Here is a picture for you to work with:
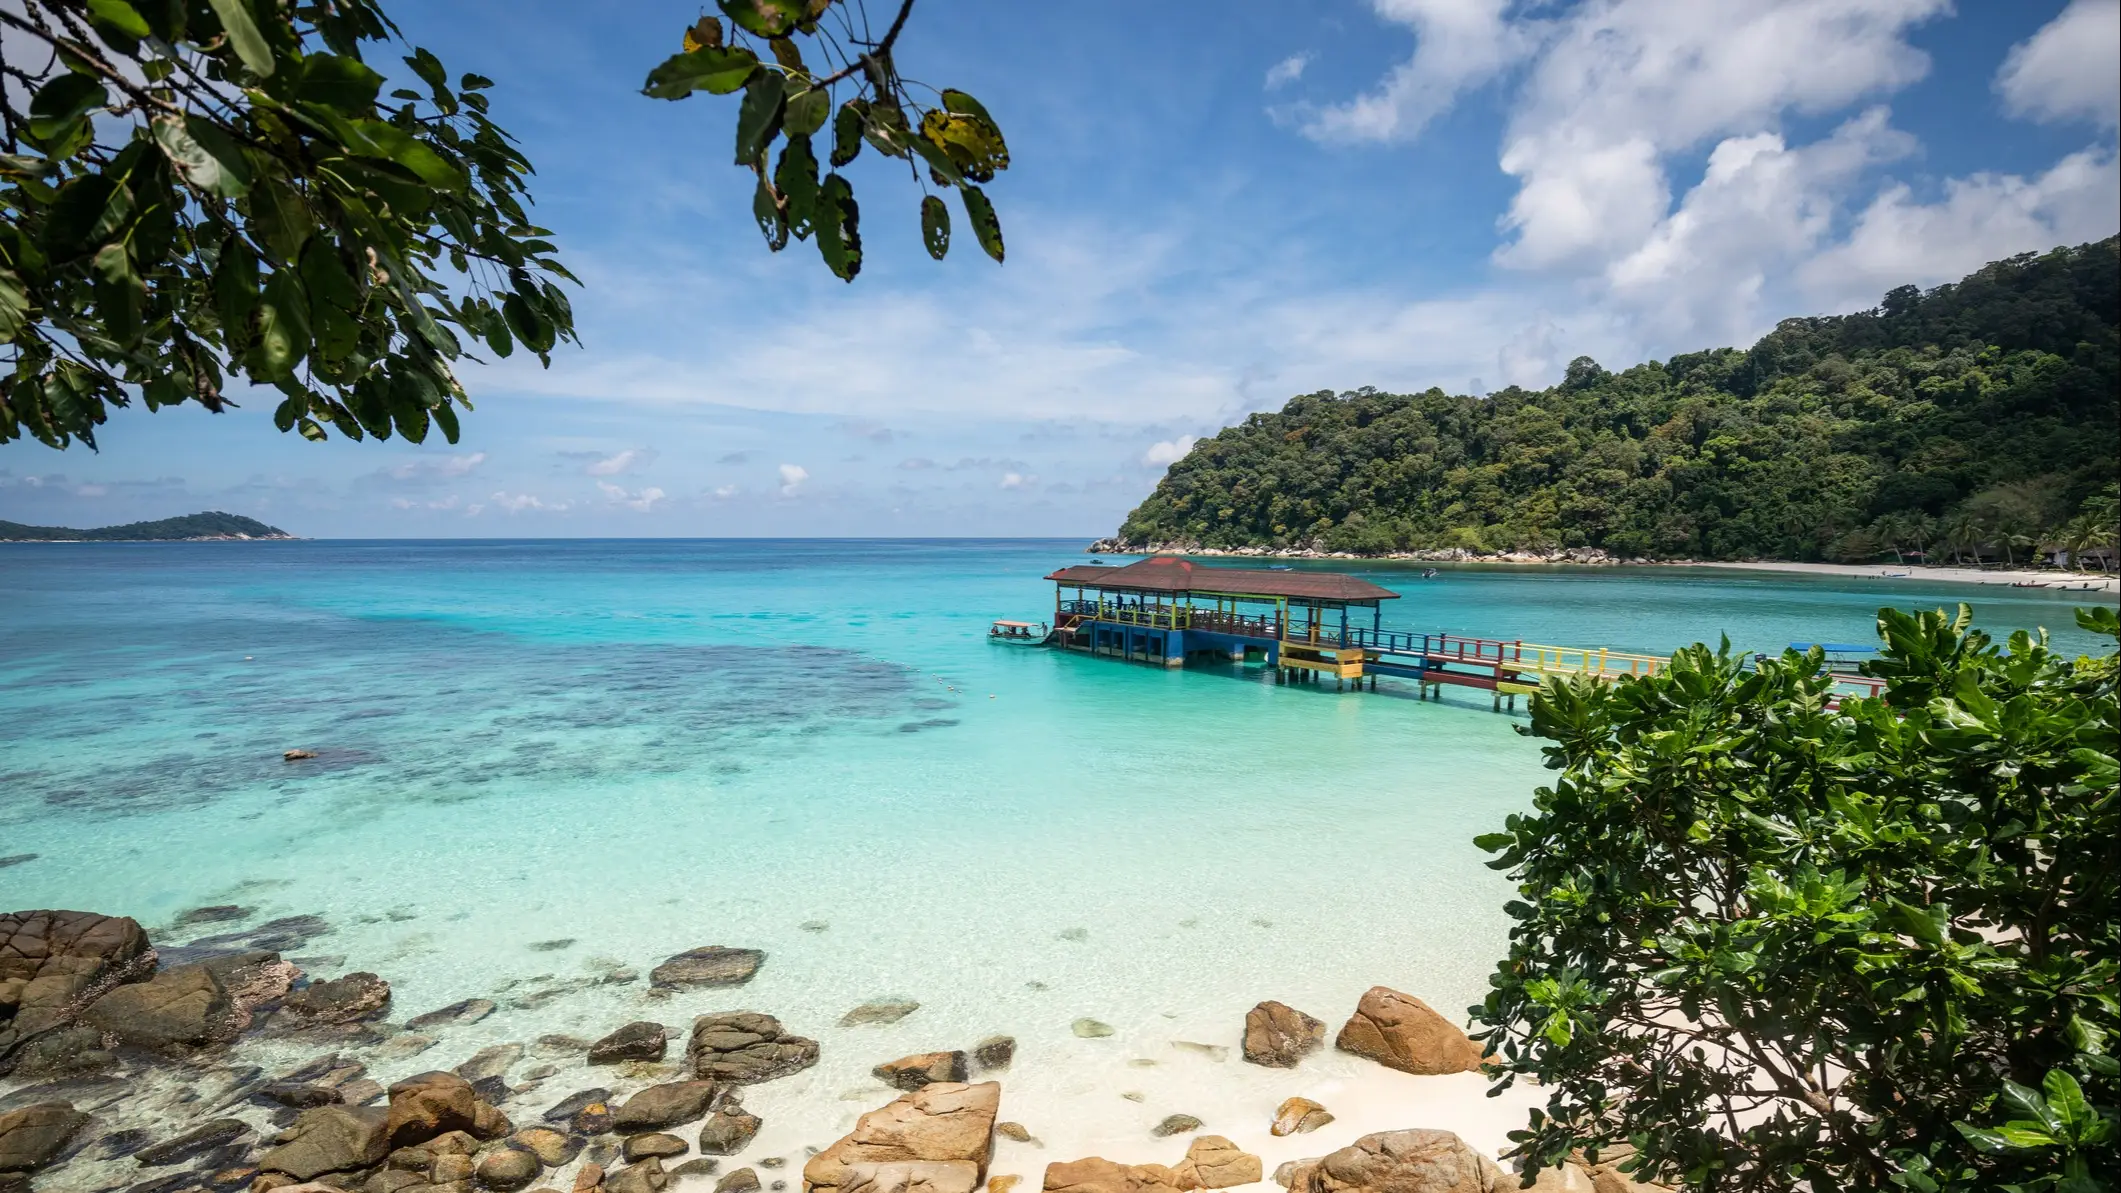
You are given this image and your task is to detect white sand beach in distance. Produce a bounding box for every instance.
[1671,560,2117,595]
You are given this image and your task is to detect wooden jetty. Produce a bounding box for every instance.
[1043,556,1669,710]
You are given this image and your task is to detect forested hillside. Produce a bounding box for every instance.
[0,512,292,541]
[1116,238,2119,563]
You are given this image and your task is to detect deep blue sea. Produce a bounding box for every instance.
[1,539,2107,1162]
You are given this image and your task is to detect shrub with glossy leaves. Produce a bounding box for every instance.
[1476,604,2119,1191]
[0,0,577,448]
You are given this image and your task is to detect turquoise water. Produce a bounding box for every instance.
[1,539,2107,1160]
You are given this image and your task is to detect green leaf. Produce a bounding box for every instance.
[212,235,260,343]
[1473,832,1515,852]
[783,88,831,137]
[774,136,820,241]
[734,72,787,165]
[206,0,275,77]
[296,53,385,114]
[0,267,30,344]
[404,47,449,94]
[340,120,467,191]
[830,99,866,168]
[85,0,152,50]
[940,89,998,125]
[813,172,860,282]
[920,194,949,260]
[642,46,760,100]
[2042,1069,2091,1132]
[152,118,248,199]
[182,117,253,196]
[247,269,311,380]
[41,175,124,260]
[28,75,109,145]
[502,290,554,355]
[717,0,806,38]
[1989,1126,2059,1148]
[959,183,1004,264]
[299,239,362,361]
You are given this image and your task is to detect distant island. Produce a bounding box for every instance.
[0,511,294,542]
[1109,238,2118,566]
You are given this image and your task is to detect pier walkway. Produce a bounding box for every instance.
[1042,557,1673,711]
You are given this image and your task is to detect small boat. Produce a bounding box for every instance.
[1265,564,1293,571]
[2010,580,2050,589]
[988,619,1048,644]
[1878,570,1910,578]
[1421,568,1439,579]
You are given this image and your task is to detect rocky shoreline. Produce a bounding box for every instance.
[1084,542,1640,566]
[2,909,1658,1193]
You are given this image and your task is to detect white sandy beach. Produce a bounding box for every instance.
[1673,559,2118,595]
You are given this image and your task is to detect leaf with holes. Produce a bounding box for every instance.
[752,177,788,252]
[734,72,787,165]
[959,184,1003,264]
[814,173,860,282]
[831,99,866,167]
[920,195,949,261]
[718,0,807,38]
[775,136,820,241]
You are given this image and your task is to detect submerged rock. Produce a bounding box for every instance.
[1168,1042,1228,1063]
[282,971,392,1025]
[1150,1115,1201,1138]
[626,1132,691,1161]
[995,1123,1033,1144]
[456,1042,525,1082]
[134,1118,251,1166]
[650,946,764,990]
[1243,1001,1326,1068]
[0,1102,90,1173]
[1334,988,1485,1076]
[1172,1137,1262,1190]
[1071,1020,1114,1039]
[1271,1098,1333,1137]
[687,1012,819,1085]
[874,1051,967,1091]
[972,1036,1016,1073]
[841,1000,922,1027]
[589,1021,669,1064]
[541,1088,610,1124]
[173,905,253,929]
[407,998,497,1031]
[1280,1129,1503,1193]
[7,1024,116,1079]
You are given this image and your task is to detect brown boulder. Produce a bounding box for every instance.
[386,1071,480,1147]
[79,962,235,1048]
[698,1107,763,1155]
[803,1082,1000,1193]
[1283,1130,1503,1193]
[608,1157,672,1193]
[283,972,392,1025]
[840,1161,983,1193]
[613,1081,723,1133]
[1171,1138,1261,1191]
[1243,1002,1326,1068]
[0,1103,89,1172]
[1042,1158,1182,1193]
[874,1051,969,1091]
[1333,988,1484,1076]
[688,1012,819,1084]
[0,910,153,1060]
[255,1105,391,1180]
[476,1144,544,1190]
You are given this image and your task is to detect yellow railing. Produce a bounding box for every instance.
[1510,643,1666,680]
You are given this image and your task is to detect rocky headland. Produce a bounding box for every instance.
[1,908,1663,1193]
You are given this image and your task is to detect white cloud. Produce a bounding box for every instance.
[1495,0,1946,270]
[999,472,1032,490]
[1801,148,2121,309]
[1996,0,2120,129]
[777,463,809,496]
[1265,52,1313,90]
[596,481,667,511]
[373,451,487,485]
[389,495,462,511]
[489,491,569,513]
[583,448,655,476]
[1142,436,1198,467]
[1304,0,1535,143]
[712,484,739,499]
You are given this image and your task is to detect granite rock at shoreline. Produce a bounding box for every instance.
[687,1012,819,1084]
[803,1081,1001,1193]
[1282,1129,1504,1193]
[1243,1001,1326,1068]
[651,946,765,989]
[0,910,153,1061]
[1335,988,1486,1076]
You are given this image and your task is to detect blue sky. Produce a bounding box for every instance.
[3,0,2116,537]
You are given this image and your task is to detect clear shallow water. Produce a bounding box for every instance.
[1,539,2108,1165]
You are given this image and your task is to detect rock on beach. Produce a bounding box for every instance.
[1282,1129,1503,1193]
[803,1081,1001,1193]
[688,1011,819,1084]
[1334,987,1486,1075]
[651,946,765,989]
[1243,1001,1326,1067]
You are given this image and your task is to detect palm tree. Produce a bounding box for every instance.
[2061,512,2117,572]
[1942,511,1983,566]
[1903,512,1937,563]
[1873,513,1910,563]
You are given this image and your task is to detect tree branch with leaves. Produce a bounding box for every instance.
[640,0,1010,281]
[0,0,579,449]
